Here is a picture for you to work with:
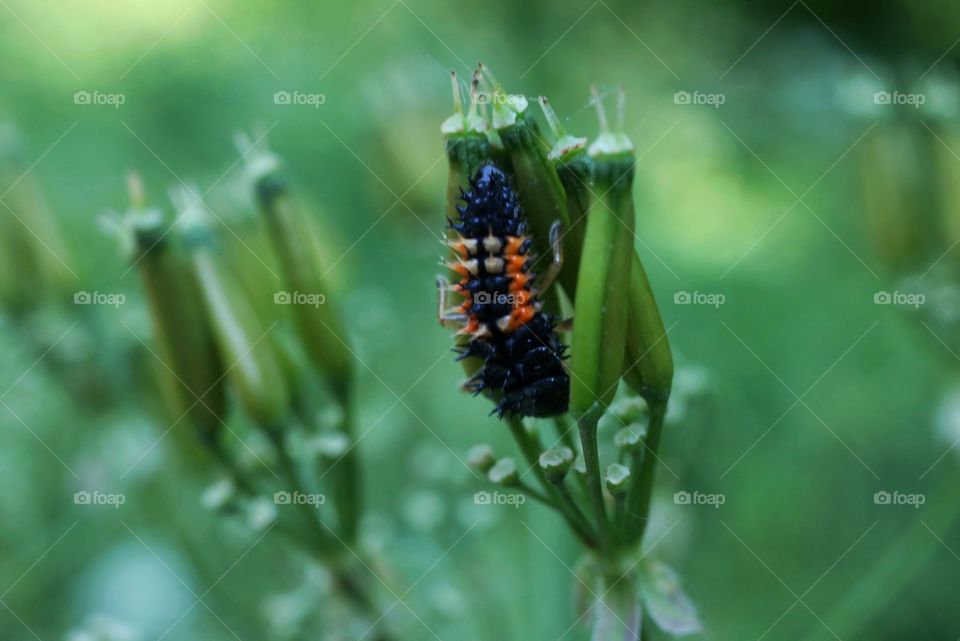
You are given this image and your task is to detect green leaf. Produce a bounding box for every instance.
[638,560,703,637]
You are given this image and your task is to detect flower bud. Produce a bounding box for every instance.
[201,478,236,512]
[467,444,496,472]
[538,446,575,481]
[607,395,649,427]
[573,456,587,476]
[237,135,353,402]
[312,432,351,460]
[622,252,674,402]
[604,463,631,495]
[569,89,635,414]
[540,96,589,298]
[0,123,75,311]
[116,174,227,445]
[613,426,645,453]
[487,457,519,486]
[172,185,291,430]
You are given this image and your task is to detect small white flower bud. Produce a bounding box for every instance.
[605,463,631,495]
[487,458,518,486]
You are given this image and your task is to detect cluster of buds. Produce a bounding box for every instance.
[103,137,390,638]
[445,66,697,640]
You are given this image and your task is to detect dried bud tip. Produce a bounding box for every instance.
[588,87,634,157]
[312,432,351,459]
[487,457,519,486]
[614,426,645,452]
[441,71,467,135]
[539,96,587,161]
[605,463,631,494]
[539,446,575,481]
[467,444,496,472]
[608,395,649,426]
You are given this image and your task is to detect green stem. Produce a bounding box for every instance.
[552,477,595,541]
[211,426,392,639]
[508,417,597,548]
[265,428,336,552]
[577,405,612,553]
[516,480,554,506]
[625,398,667,544]
[613,494,628,546]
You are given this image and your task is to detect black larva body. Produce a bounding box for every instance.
[448,164,569,418]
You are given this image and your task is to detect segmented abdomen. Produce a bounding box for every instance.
[445,164,569,418]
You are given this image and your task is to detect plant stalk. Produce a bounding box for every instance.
[625,397,667,544]
[507,417,597,548]
[577,404,612,553]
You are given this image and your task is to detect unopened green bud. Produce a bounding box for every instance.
[540,96,589,296]
[539,446,575,481]
[173,185,290,430]
[235,135,352,402]
[605,463,631,494]
[622,252,674,402]
[609,396,649,426]
[487,457,519,486]
[613,426,645,452]
[201,478,236,511]
[467,444,496,472]
[245,496,278,532]
[573,457,587,476]
[117,175,226,445]
[569,88,635,415]
[312,432,351,460]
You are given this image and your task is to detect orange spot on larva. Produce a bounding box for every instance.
[506,255,526,275]
[508,304,536,329]
[505,236,525,256]
[509,273,529,292]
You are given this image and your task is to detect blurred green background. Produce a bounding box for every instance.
[2,0,960,639]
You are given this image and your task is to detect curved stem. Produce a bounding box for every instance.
[552,477,596,541]
[625,398,667,544]
[577,404,612,553]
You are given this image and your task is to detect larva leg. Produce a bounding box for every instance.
[436,275,468,327]
[555,317,574,333]
[537,220,564,292]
